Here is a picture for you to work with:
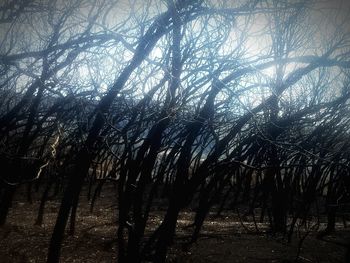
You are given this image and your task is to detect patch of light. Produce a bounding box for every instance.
[101,83,108,92]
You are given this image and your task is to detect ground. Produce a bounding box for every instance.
[0,184,348,262]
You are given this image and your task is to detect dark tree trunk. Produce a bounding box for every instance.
[325,205,337,233]
[0,185,16,226]
[153,202,181,263]
[47,149,92,263]
[26,182,33,204]
[35,180,52,226]
[271,189,288,233]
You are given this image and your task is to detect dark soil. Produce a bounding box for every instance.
[0,184,348,262]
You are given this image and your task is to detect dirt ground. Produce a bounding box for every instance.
[0,184,349,263]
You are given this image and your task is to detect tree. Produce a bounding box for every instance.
[1,0,350,262]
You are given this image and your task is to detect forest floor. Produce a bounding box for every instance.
[0,183,349,263]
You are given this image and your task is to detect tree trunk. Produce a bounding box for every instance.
[46,150,91,263]
[153,202,181,263]
[0,185,16,226]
